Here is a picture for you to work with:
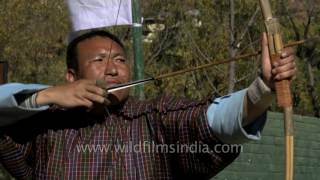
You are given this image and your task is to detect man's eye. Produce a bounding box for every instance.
[115,58,126,63]
[91,58,103,62]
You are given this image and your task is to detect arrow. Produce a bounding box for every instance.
[100,37,317,94]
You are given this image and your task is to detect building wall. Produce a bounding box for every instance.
[214,112,320,180]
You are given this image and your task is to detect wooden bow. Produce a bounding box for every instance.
[259,1,294,180]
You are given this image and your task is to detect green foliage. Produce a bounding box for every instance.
[0,0,68,85]
[140,0,320,117]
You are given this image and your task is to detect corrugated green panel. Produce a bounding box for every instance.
[214,112,320,180]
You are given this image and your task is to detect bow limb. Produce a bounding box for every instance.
[259,1,294,180]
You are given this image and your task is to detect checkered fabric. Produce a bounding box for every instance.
[0,96,239,179]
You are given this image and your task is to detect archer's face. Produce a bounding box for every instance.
[75,36,130,104]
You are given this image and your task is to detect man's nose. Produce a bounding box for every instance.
[104,59,118,76]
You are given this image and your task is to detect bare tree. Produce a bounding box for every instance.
[284,0,320,117]
[228,0,236,93]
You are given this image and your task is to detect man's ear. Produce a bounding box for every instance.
[66,69,77,82]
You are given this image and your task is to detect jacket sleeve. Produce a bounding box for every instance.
[207,89,267,144]
[207,77,271,144]
[0,83,50,127]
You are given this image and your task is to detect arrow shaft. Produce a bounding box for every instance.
[105,37,317,93]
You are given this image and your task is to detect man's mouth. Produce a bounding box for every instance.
[96,79,121,90]
[106,83,117,88]
[105,80,121,88]
[106,77,155,93]
[97,78,154,93]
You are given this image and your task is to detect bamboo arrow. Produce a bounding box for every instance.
[105,37,317,93]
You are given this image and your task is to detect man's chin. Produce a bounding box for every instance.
[88,93,128,116]
[107,91,129,106]
[107,93,121,105]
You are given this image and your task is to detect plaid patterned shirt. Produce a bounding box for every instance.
[0,95,239,180]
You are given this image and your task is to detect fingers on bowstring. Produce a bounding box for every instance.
[86,85,105,97]
[83,92,105,104]
[79,98,94,108]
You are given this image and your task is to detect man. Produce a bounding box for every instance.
[0,30,296,179]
